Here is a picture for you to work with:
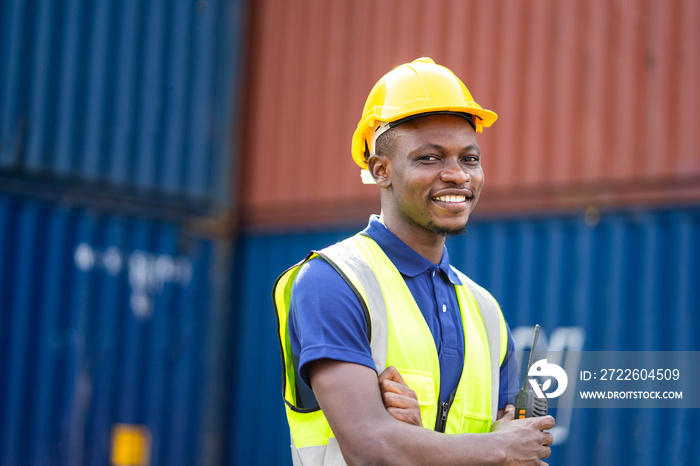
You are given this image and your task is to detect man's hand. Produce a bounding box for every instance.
[490,404,555,465]
[378,366,422,427]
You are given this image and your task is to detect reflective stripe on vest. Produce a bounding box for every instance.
[273,234,508,465]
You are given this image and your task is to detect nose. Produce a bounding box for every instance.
[440,159,469,184]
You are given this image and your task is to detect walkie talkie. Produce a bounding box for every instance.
[514,324,548,419]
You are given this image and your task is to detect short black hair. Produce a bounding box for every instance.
[374,127,399,157]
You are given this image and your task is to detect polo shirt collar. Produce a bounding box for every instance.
[362,215,462,285]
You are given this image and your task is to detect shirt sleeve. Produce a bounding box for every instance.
[289,257,377,390]
[498,324,520,410]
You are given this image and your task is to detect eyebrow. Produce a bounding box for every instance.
[413,143,481,153]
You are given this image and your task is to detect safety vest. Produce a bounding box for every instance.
[273,233,508,465]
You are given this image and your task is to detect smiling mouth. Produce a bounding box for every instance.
[433,194,467,203]
[431,194,472,214]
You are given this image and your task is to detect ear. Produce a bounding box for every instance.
[367,154,392,188]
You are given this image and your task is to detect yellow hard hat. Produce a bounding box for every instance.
[351,57,498,171]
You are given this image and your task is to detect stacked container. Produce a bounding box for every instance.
[229,1,700,465]
[0,0,246,465]
[4,0,699,465]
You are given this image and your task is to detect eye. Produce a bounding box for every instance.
[461,155,480,164]
[417,154,440,162]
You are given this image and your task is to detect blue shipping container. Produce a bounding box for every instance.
[0,194,227,466]
[228,207,700,465]
[0,0,246,212]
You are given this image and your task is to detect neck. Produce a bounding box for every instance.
[378,212,446,264]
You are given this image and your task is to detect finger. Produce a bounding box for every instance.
[500,404,515,421]
[379,370,416,399]
[535,414,556,430]
[542,431,554,446]
[378,366,406,385]
[382,391,419,410]
[379,377,402,393]
[540,444,552,459]
[386,407,422,427]
[380,379,417,400]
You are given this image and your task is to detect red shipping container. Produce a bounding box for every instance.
[237,0,700,229]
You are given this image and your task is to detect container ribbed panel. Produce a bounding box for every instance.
[239,0,700,228]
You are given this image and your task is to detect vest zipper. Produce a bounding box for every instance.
[435,389,457,433]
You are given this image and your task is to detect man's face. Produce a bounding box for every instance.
[379,114,484,237]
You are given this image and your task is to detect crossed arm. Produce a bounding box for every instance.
[309,359,555,465]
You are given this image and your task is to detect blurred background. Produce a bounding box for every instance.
[1,0,699,465]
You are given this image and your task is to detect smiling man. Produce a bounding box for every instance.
[274,58,554,465]
[371,113,483,261]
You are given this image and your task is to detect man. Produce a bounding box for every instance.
[273,58,554,465]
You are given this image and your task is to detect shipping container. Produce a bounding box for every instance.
[0,0,246,214]
[238,0,700,228]
[227,206,700,465]
[0,194,230,466]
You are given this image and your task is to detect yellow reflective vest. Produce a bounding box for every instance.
[273,233,509,465]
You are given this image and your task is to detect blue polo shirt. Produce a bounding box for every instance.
[289,215,518,407]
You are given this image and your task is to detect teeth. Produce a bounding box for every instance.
[435,195,466,203]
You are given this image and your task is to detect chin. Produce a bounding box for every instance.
[427,220,468,237]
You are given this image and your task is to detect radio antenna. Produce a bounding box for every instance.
[522,324,541,390]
